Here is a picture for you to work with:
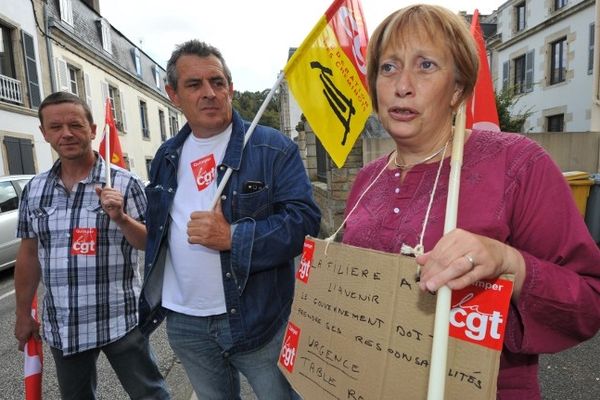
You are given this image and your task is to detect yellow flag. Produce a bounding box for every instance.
[284,0,371,167]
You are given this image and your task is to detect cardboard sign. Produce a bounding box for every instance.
[279,237,513,400]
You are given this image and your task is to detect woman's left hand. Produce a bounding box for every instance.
[416,228,525,298]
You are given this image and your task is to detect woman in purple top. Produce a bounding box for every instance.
[342,5,600,399]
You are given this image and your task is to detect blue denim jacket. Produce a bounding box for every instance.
[139,110,320,353]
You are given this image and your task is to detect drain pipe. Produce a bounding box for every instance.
[43,1,56,92]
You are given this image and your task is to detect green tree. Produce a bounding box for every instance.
[232,89,280,130]
[495,87,533,133]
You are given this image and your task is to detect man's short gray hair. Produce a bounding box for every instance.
[166,40,232,90]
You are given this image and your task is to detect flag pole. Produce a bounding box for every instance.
[24,291,43,400]
[427,102,467,400]
[210,72,285,208]
[103,98,113,189]
[103,121,112,188]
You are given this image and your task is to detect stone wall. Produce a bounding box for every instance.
[303,123,363,238]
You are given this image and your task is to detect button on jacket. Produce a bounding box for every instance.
[139,110,320,354]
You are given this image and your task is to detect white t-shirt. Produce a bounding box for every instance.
[162,125,232,316]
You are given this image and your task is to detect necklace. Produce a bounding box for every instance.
[393,143,447,170]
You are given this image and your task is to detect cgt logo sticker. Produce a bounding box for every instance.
[71,228,97,255]
[191,154,216,191]
[296,239,315,283]
[449,278,513,351]
[279,322,301,373]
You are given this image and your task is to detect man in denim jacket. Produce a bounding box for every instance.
[139,40,320,399]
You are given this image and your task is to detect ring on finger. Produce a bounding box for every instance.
[464,254,475,270]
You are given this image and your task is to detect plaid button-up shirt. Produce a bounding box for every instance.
[17,154,147,355]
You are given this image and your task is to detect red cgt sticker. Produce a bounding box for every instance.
[296,239,315,283]
[449,278,514,351]
[71,228,97,255]
[279,322,301,373]
[191,154,216,191]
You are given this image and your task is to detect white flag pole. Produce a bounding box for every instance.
[210,72,285,208]
[103,118,112,188]
[427,102,467,400]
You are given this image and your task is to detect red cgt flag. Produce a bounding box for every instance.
[24,294,42,400]
[99,98,126,168]
[466,9,500,131]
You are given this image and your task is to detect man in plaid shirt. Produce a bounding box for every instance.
[13,92,170,399]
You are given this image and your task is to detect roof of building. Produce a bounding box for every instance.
[46,0,168,97]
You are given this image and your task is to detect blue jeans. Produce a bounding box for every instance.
[166,311,297,400]
[50,328,170,400]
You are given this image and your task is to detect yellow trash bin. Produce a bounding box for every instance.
[563,171,594,217]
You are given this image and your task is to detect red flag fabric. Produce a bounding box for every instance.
[24,294,42,400]
[466,9,500,131]
[99,98,126,168]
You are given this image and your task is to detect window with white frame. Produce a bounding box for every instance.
[159,109,166,142]
[550,37,567,85]
[514,55,526,94]
[59,0,74,26]
[169,110,179,137]
[1,22,41,107]
[99,19,111,54]
[153,65,161,88]
[133,48,141,76]
[123,154,130,170]
[145,158,152,178]
[0,23,16,79]
[547,114,564,132]
[554,0,567,11]
[502,50,534,94]
[68,65,79,95]
[101,82,126,132]
[140,100,149,139]
[589,23,594,75]
[56,59,83,97]
[515,2,526,32]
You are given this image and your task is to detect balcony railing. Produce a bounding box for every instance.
[0,74,23,104]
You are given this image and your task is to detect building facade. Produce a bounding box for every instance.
[43,0,181,180]
[0,0,183,179]
[0,0,53,175]
[486,0,596,133]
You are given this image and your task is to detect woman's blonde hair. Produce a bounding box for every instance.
[366,4,479,112]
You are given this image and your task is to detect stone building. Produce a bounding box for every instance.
[0,0,183,179]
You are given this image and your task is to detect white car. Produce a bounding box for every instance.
[0,175,33,271]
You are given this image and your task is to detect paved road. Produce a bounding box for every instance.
[539,332,600,399]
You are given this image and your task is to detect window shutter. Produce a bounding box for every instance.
[56,58,69,91]
[21,31,41,108]
[502,61,509,91]
[525,49,534,92]
[589,23,595,75]
[3,136,35,175]
[84,72,92,108]
[100,81,109,103]
[119,89,127,131]
[100,19,112,53]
